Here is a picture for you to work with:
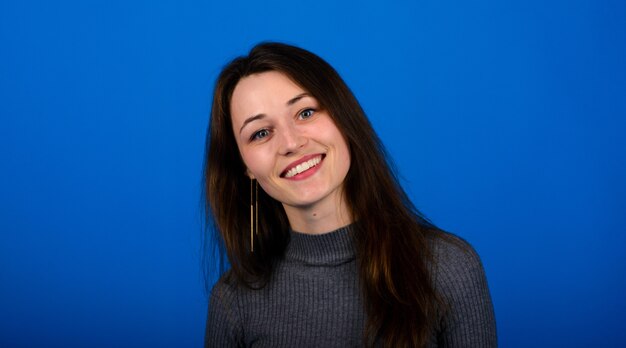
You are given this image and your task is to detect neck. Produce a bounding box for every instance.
[282,195,352,234]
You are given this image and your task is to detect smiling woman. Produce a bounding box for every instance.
[202,42,497,347]
[231,71,351,234]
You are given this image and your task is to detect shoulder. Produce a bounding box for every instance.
[429,232,486,290]
[205,272,244,346]
[428,232,491,312]
[210,272,239,303]
[208,271,244,324]
[428,232,498,347]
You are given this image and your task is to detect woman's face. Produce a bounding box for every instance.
[230,71,351,215]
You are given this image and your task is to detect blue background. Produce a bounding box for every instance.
[1,0,625,347]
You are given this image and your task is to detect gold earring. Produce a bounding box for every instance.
[250,179,258,252]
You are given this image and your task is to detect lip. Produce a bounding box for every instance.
[280,153,325,179]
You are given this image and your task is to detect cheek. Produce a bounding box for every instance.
[326,125,351,164]
[240,151,257,175]
[339,142,351,170]
[336,137,352,175]
[240,147,272,179]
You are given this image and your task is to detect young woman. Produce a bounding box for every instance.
[203,42,496,347]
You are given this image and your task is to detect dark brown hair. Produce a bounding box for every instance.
[203,42,444,347]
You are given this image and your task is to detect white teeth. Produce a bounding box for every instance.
[285,156,322,178]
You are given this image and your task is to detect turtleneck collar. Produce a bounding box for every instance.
[285,224,356,266]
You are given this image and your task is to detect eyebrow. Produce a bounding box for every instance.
[239,114,266,134]
[286,93,310,106]
[238,93,312,134]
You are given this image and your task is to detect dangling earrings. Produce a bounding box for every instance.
[250,179,258,252]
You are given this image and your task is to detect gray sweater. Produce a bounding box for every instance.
[205,226,497,347]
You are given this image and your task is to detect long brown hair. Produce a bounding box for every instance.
[203,42,443,347]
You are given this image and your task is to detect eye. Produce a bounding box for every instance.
[251,129,270,141]
[298,108,316,120]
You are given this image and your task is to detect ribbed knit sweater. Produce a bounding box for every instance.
[205,226,497,347]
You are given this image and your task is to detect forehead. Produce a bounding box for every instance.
[230,71,306,121]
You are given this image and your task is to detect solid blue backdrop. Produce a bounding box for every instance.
[1,0,624,347]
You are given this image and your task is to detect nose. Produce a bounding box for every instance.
[277,123,306,156]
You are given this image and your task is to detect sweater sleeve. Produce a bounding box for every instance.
[432,235,497,348]
[204,278,244,348]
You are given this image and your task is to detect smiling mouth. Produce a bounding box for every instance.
[282,155,324,178]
